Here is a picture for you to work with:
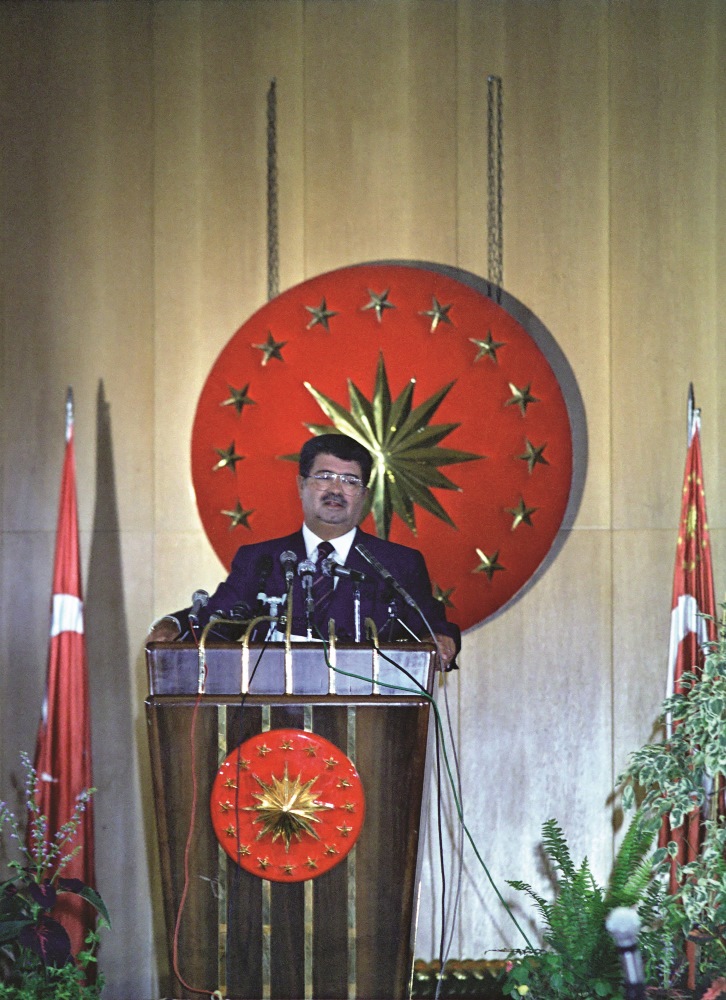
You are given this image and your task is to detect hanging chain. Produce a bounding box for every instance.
[487,75,503,301]
[267,78,280,301]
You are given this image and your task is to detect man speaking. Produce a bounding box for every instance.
[149,434,459,668]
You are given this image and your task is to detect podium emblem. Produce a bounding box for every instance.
[210,728,365,882]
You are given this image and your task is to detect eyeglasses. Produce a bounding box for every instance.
[305,472,366,493]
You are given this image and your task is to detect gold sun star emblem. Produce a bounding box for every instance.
[245,763,334,852]
[304,352,482,538]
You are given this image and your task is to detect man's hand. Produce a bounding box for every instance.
[147,616,182,642]
[434,633,457,670]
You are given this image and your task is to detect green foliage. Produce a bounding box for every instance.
[619,610,726,988]
[501,814,660,1000]
[0,755,109,999]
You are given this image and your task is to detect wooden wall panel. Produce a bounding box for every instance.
[302,0,458,274]
[1,2,725,995]
[610,0,723,531]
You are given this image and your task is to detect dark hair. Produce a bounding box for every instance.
[299,433,373,485]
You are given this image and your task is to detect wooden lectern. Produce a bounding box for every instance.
[146,640,436,1000]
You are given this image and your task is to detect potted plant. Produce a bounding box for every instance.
[0,754,110,999]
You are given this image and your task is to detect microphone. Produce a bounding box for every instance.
[354,543,417,608]
[188,589,209,626]
[322,557,366,583]
[298,559,316,583]
[280,550,298,587]
[605,908,645,1000]
[298,560,316,620]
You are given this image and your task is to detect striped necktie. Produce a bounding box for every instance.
[312,540,336,628]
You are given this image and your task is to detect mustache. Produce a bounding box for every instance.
[321,491,346,505]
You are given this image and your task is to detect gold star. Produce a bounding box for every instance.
[221,500,255,530]
[219,801,233,813]
[237,757,250,770]
[245,763,334,851]
[470,331,505,362]
[257,744,272,757]
[337,823,353,837]
[280,863,297,875]
[221,383,256,415]
[362,289,396,322]
[518,440,549,474]
[421,296,453,332]
[506,382,539,416]
[433,583,455,608]
[473,549,505,580]
[305,298,338,331]
[253,331,286,365]
[337,777,352,789]
[213,443,244,473]
[324,757,338,770]
[304,857,319,870]
[224,825,236,838]
[507,497,538,530]
[280,739,294,751]
[324,844,339,856]
[257,857,271,870]
[237,844,251,857]
[224,777,238,789]
[303,746,318,757]
[342,802,356,813]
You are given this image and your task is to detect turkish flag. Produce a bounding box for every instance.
[660,404,717,986]
[33,391,96,958]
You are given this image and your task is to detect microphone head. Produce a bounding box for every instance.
[321,556,337,578]
[298,559,316,577]
[280,549,298,567]
[605,907,641,948]
[191,589,209,608]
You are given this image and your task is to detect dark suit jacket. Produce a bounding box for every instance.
[192,526,460,651]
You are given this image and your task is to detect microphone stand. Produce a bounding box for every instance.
[353,581,362,642]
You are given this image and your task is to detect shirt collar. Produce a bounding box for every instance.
[302,524,357,564]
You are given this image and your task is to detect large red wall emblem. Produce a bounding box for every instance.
[192,262,581,632]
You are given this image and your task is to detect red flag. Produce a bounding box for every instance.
[33,389,96,957]
[660,400,717,985]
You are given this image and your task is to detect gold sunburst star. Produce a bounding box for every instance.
[306,298,338,331]
[213,443,244,473]
[221,383,256,415]
[253,331,286,365]
[470,331,505,363]
[421,296,453,332]
[473,549,505,580]
[506,382,539,416]
[221,500,255,530]
[433,584,455,608]
[507,497,538,530]
[518,440,549,474]
[245,763,334,852]
[362,288,396,322]
[304,352,482,538]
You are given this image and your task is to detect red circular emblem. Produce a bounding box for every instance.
[191,262,578,631]
[210,728,365,882]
